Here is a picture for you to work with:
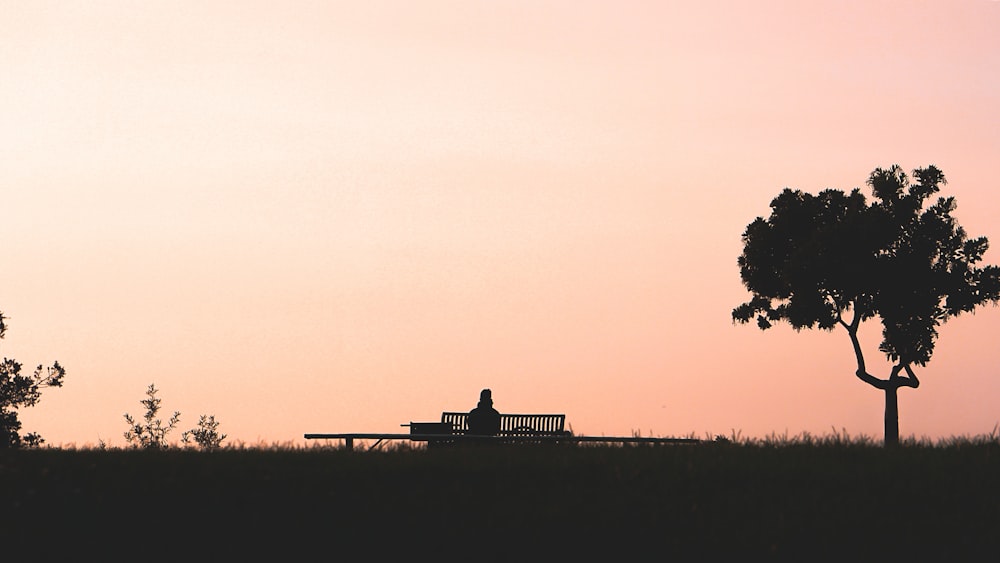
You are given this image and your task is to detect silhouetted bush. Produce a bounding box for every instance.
[124,383,180,449]
[182,414,227,450]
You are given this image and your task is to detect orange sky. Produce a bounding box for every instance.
[3,1,1000,447]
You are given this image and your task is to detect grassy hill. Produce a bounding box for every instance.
[2,438,998,561]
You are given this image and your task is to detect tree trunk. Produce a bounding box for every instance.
[884,385,899,446]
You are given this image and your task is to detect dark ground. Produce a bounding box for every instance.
[2,443,998,561]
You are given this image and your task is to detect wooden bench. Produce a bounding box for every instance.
[440,412,569,437]
[404,412,570,446]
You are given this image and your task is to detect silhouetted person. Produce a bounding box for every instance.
[467,388,501,437]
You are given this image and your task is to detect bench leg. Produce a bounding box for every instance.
[345,437,353,451]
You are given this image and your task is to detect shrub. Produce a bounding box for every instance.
[123,384,180,449]
[182,415,227,450]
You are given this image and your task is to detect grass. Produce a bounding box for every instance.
[2,432,999,561]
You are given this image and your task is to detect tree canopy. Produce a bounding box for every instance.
[734,165,1000,366]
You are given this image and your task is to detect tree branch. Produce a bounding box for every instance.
[844,323,888,389]
[897,363,920,389]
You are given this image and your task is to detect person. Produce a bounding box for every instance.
[467,388,501,437]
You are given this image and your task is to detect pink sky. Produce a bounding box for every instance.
[3,1,999,447]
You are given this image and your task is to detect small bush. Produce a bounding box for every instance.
[123,383,180,449]
[182,415,227,450]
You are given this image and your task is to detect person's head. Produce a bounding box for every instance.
[479,388,492,407]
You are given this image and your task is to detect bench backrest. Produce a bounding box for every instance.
[441,412,567,436]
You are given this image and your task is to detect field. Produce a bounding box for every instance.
[2,436,999,561]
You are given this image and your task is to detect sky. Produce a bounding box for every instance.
[2,1,1000,447]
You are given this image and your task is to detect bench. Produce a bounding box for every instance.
[441,412,569,437]
[406,412,570,446]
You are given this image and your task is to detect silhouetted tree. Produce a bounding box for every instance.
[734,165,1000,445]
[0,311,66,448]
[124,383,180,449]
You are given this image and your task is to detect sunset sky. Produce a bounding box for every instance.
[3,1,999,447]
